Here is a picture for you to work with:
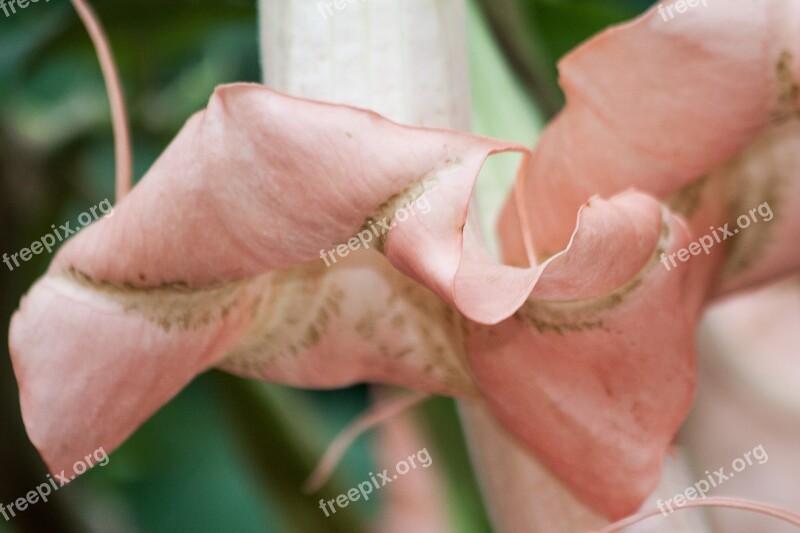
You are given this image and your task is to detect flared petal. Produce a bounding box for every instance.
[469,191,698,519]
[52,83,530,323]
[10,84,543,475]
[9,273,258,477]
[512,0,800,292]
[487,4,800,515]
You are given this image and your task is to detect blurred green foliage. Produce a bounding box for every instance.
[0,0,648,531]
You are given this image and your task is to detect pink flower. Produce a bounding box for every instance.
[8,0,800,524]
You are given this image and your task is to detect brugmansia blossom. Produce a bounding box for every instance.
[8,0,800,527]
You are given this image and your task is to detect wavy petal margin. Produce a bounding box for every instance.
[513,0,800,278]
[469,191,698,519]
[51,83,531,324]
[9,84,534,475]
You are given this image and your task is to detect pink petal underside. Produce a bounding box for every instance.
[514,0,800,273]
[217,252,477,397]
[469,191,698,520]
[11,253,478,478]
[9,274,257,477]
[11,84,540,474]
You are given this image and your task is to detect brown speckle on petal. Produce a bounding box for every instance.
[772,50,800,124]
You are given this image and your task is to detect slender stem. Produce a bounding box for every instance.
[70,0,132,201]
[304,392,430,493]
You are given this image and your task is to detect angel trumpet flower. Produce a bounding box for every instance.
[8,0,800,529]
